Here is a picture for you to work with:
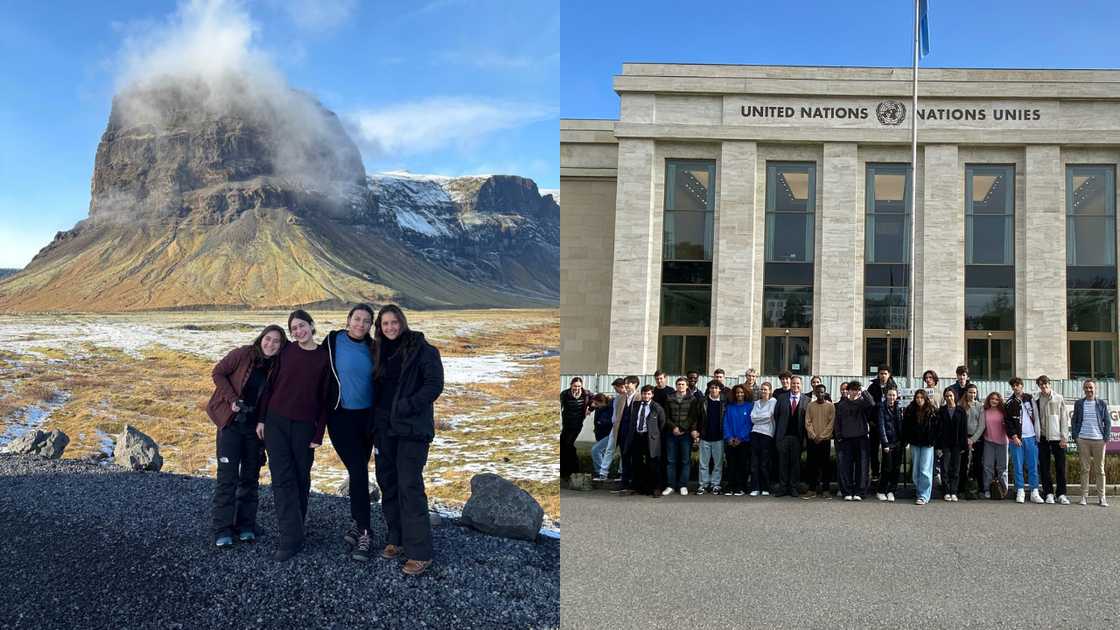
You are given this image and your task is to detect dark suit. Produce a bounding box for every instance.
[624,400,665,496]
[774,392,809,494]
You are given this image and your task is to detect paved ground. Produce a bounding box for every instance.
[560,488,1120,629]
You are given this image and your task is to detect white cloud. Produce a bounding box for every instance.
[348,97,557,158]
[278,0,357,34]
[435,50,559,70]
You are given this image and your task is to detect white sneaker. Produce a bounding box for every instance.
[1059,495,1070,505]
[662,487,674,496]
[680,487,689,496]
[1101,497,1110,507]
[844,495,854,501]
[1030,489,1044,504]
[1080,496,1088,506]
[852,495,862,501]
[836,490,844,498]
[950,494,959,502]
[1016,489,1025,504]
[1044,493,1055,504]
[761,491,770,496]
[983,491,991,499]
[887,492,895,502]
[749,490,760,497]
[916,498,926,506]
[943,494,952,502]
[876,493,888,502]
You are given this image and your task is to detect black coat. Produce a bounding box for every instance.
[774,392,809,441]
[376,331,444,442]
[938,404,968,450]
[623,400,665,455]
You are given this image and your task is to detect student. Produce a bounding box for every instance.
[744,368,761,400]
[1072,379,1110,507]
[773,376,809,497]
[981,392,1010,500]
[690,380,726,495]
[961,383,985,500]
[685,371,703,399]
[1032,375,1069,504]
[1005,377,1044,504]
[624,385,666,498]
[560,376,591,481]
[257,310,331,562]
[589,393,615,481]
[808,375,823,400]
[722,384,754,496]
[835,380,875,500]
[903,389,940,506]
[938,388,968,502]
[207,324,287,548]
[712,368,731,400]
[947,365,970,406]
[324,304,379,560]
[875,387,903,502]
[370,305,445,576]
[804,383,835,498]
[594,378,626,480]
[606,376,641,490]
[662,377,695,495]
[749,382,777,497]
[866,368,896,483]
[922,370,943,407]
[651,371,674,492]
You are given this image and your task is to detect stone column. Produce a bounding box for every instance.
[814,143,863,374]
[606,139,659,374]
[1020,145,1067,378]
[914,144,964,378]
[710,141,758,375]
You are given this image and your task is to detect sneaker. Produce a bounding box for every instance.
[836,490,844,498]
[696,486,706,496]
[852,495,862,501]
[1080,496,1088,506]
[916,498,926,506]
[381,544,401,560]
[876,493,888,502]
[844,495,854,501]
[238,530,256,543]
[662,487,674,496]
[1101,497,1110,507]
[215,535,234,549]
[761,491,770,497]
[887,492,895,502]
[1016,489,1025,504]
[272,547,299,562]
[983,491,991,500]
[1044,493,1055,504]
[1059,495,1070,505]
[712,486,722,495]
[734,490,745,496]
[749,490,760,497]
[680,487,689,496]
[951,495,959,502]
[344,520,361,547]
[1030,489,1044,504]
[943,494,952,502]
[591,475,606,482]
[351,530,372,562]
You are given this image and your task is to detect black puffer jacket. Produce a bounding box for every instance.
[375,331,444,442]
[662,393,695,433]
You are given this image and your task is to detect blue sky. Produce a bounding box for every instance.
[562,0,1120,119]
[0,0,558,268]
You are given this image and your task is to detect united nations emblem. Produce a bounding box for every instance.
[876,101,906,126]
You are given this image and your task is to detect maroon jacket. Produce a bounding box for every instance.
[259,343,332,444]
[207,345,274,428]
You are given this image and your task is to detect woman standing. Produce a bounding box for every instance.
[938,388,968,502]
[876,388,903,502]
[256,310,331,562]
[207,325,287,547]
[749,383,776,497]
[980,392,1010,500]
[325,304,377,561]
[722,385,753,496]
[372,304,445,575]
[903,389,940,505]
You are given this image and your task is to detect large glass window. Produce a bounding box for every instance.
[762,162,815,375]
[866,164,911,264]
[660,159,715,372]
[965,165,1015,379]
[1067,165,1117,377]
[966,165,1014,265]
[864,164,912,375]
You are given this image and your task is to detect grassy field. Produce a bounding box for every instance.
[0,309,559,521]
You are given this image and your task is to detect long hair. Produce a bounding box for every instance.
[373,304,412,379]
[983,391,1005,412]
[730,384,748,404]
[908,388,936,422]
[251,325,288,362]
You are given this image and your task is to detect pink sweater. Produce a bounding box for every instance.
[983,408,1009,445]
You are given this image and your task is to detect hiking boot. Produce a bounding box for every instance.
[381,544,401,560]
[344,520,361,547]
[402,559,432,576]
[351,530,372,562]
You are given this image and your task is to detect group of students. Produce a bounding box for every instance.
[205,304,444,575]
[560,364,1113,507]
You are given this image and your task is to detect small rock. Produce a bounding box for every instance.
[460,473,544,542]
[333,477,381,502]
[113,425,163,472]
[567,473,592,491]
[1,429,69,459]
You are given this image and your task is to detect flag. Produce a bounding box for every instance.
[919,0,931,57]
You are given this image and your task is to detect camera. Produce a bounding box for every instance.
[234,400,256,425]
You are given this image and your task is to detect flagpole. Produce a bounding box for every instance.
[908,0,919,384]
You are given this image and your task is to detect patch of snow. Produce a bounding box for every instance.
[0,391,71,446]
[394,208,447,237]
[442,354,527,384]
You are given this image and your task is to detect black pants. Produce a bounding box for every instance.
[374,431,433,561]
[776,435,801,493]
[725,441,750,492]
[805,439,831,492]
[868,417,881,478]
[751,434,773,493]
[941,445,963,494]
[264,415,315,552]
[559,426,581,479]
[967,441,984,492]
[1038,439,1068,497]
[879,444,903,494]
[327,408,375,531]
[837,437,869,496]
[211,424,264,537]
[626,434,656,496]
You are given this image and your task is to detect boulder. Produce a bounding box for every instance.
[460,473,544,542]
[567,473,593,491]
[113,425,163,472]
[1,429,69,459]
[333,477,381,503]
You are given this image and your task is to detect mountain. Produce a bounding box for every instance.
[0,78,558,312]
[0,269,18,280]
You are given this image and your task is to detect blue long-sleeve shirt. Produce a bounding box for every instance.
[724,401,754,442]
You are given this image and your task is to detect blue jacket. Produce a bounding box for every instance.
[878,401,902,446]
[723,401,754,442]
[1071,398,1110,441]
[593,405,614,441]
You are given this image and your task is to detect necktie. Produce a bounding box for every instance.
[639,402,648,432]
[791,397,797,415]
